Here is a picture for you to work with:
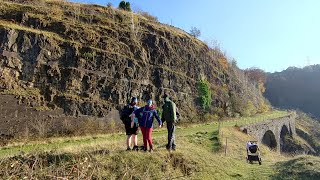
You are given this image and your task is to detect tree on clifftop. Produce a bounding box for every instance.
[119,1,131,11]
[190,27,201,38]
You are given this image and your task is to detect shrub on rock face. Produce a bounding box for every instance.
[198,77,212,111]
[137,11,158,22]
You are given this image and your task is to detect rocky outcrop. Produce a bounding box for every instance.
[0,0,266,123]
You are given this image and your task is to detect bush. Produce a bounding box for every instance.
[202,113,219,122]
[218,57,228,70]
[82,52,95,60]
[212,107,225,117]
[115,14,124,23]
[258,99,270,113]
[137,11,158,21]
[230,93,257,117]
[30,118,53,138]
[118,1,131,11]
[243,100,256,116]
[198,77,212,111]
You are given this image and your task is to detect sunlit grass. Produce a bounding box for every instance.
[0,110,290,158]
[0,110,318,179]
[0,20,64,41]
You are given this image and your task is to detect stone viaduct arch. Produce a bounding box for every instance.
[240,113,296,152]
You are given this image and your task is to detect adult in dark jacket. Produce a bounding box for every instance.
[120,97,140,151]
[135,99,162,152]
[162,94,180,151]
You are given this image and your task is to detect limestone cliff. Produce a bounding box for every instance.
[0,0,267,125]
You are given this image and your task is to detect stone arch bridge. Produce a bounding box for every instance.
[240,112,296,152]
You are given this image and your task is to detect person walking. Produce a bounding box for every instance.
[120,97,140,151]
[162,94,180,151]
[135,99,162,152]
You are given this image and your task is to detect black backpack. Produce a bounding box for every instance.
[249,145,258,153]
[120,105,134,123]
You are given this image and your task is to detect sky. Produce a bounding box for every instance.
[71,0,320,72]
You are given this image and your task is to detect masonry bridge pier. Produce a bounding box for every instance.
[240,112,296,152]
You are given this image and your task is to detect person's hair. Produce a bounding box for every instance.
[162,93,169,99]
[130,97,137,105]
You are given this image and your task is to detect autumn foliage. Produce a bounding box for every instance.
[218,58,228,70]
[245,68,267,93]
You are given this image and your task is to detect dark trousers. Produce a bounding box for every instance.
[167,123,176,149]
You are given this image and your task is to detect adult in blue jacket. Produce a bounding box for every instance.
[135,99,162,152]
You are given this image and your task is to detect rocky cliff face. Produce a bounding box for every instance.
[0,0,266,126]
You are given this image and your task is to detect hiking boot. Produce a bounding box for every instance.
[143,147,147,152]
[132,146,139,151]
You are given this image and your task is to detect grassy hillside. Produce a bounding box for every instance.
[295,112,320,155]
[272,156,320,180]
[2,110,320,179]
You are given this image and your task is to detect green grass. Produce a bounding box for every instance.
[0,20,65,41]
[1,110,310,179]
[0,107,312,179]
[0,110,290,158]
[271,156,320,180]
[0,87,41,98]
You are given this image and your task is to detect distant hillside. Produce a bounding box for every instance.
[0,0,268,136]
[265,65,320,118]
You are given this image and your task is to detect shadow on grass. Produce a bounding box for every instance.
[210,130,222,152]
[187,130,221,152]
[271,156,320,180]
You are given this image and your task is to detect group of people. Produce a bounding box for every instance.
[120,94,180,152]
